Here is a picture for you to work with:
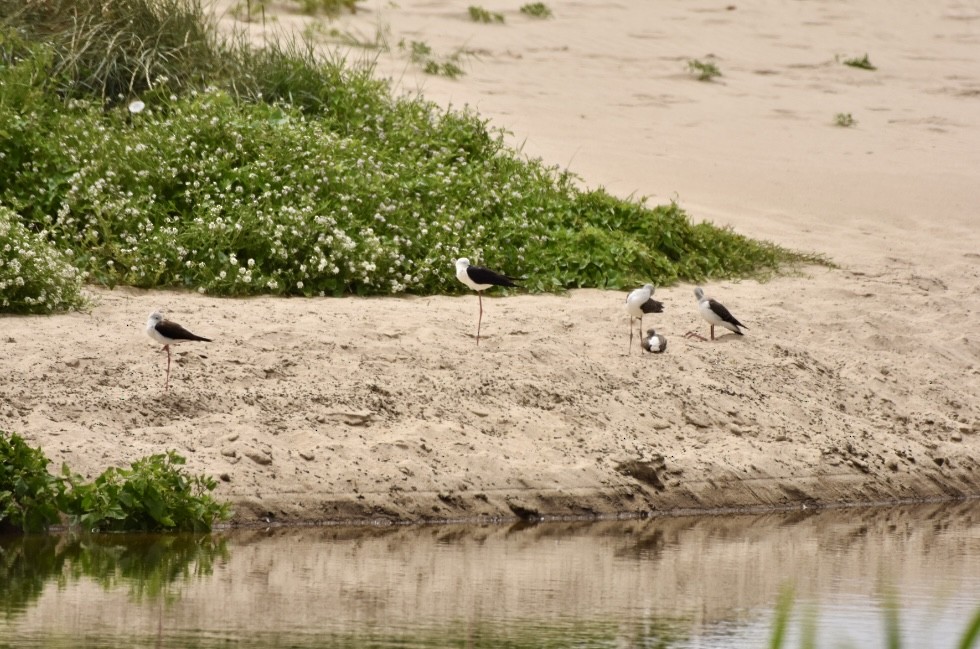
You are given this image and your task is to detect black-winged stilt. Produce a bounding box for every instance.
[625,284,664,354]
[146,311,211,390]
[641,328,667,353]
[685,286,747,341]
[454,258,520,345]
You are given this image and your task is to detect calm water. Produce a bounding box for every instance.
[2,501,979,648]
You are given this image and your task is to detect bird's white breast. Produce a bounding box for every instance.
[698,299,724,325]
[625,288,649,317]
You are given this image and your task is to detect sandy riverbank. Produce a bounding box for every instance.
[3,0,979,524]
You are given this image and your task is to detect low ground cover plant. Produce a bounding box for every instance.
[468,6,504,23]
[0,432,231,533]
[0,0,824,311]
[520,3,552,18]
[842,53,876,70]
[688,58,722,81]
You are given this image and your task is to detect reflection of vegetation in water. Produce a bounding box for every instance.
[0,533,228,618]
[142,618,687,649]
[0,535,67,620]
[62,534,229,602]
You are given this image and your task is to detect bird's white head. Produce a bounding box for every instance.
[694,287,705,301]
[147,311,164,326]
[643,284,655,293]
[455,258,470,271]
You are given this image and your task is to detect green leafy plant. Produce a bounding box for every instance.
[843,53,876,70]
[468,5,505,23]
[61,451,231,533]
[834,112,856,127]
[688,58,721,81]
[520,3,552,18]
[0,208,86,314]
[0,433,65,533]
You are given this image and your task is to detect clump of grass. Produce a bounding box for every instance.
[843,53,876,70]
[468,5,505,23]
[688,58,722,81]
[834,112,856,127]
[0,0,222,104]
[293,0,360,16]
[520,2,552,18]
[309,21,391,51]
[404,39,467,78]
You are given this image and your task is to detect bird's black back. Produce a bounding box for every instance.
[640,298,664,314]
[708,299,746,329]
[468,265,520,288]
[157,320,212,342]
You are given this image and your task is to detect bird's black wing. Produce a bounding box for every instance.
[708,299,746,329]
[157,319,212,342]
[467,265,520,288]
[640,298,664,314]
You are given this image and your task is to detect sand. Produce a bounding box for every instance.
[3,0,979,525]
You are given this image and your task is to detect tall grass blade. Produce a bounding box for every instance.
[769,586,794,649]
[881,589,902,649]
[959,608,980,649]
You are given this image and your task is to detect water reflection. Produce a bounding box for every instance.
[1,501,979,648]
[0,534,228,618]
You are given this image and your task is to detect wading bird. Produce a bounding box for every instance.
[454,258,520,345]
[685,286,747,341]
[146,311,212,390]
[625,284,664,354]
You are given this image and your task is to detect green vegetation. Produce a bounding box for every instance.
[468,5,505,23]
[309,21,391,51]
[843,54,876,71]
[0,0,824,315]
[520,3,553,18]
[232,0,359,20]
[294,0,360,16]
[0,432,231,533]
[834,112,856,127]
[0,433,64,533]
[0,207,86,314]
[404,39,467,78]
[62,451,231,533]
[688,58,722,81]
[768,588,980,649]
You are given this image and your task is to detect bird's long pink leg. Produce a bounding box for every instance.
[164,345,172,391]
[476,292,483,345]
[710,325,715,341]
